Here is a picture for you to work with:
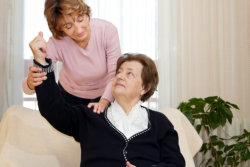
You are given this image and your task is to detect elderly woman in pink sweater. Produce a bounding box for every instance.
[22,0,121,113]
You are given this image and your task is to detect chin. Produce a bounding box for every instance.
[112,89,124,98]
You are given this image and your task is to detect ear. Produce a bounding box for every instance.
[86,16,90,25]
[86,16,90,21]
[140,85,150,96]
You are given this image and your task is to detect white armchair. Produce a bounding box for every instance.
[0,106,202,167]
[0,106,80,167]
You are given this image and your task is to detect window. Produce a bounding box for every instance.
[23,0,158,110]
[23,0,51,110]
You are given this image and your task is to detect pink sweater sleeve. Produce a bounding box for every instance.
[101,24,121,102]
[22,77,35,95]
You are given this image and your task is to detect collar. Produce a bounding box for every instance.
[107,100,148,139]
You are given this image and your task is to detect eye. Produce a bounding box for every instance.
[77,16,84,22]
[127,72,134,78]
[64,24,72,30]
[116,70,121,75]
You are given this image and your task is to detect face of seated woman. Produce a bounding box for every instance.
[111,61,147,113]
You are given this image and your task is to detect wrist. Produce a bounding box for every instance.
[27,82,34,90]
[34,57,48,66]
[100,98,110,106]
[33,58,53,73]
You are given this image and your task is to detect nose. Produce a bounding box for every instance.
[116,72,124,80]
[74,23,81,34]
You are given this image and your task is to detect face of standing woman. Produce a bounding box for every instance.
[60,13,90,48]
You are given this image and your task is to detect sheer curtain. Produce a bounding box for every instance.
[158,0,250,166]
[0,0,8,118]
[0,0,24,118]
[85,0,156,58]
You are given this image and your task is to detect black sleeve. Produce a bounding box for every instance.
[34,58,83,141]
[153,114,185,167]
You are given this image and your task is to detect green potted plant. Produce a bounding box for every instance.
[177,96,250,167]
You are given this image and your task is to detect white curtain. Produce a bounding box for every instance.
[85,0,156,59]
[158,0,250,166]
[0,0,24,118]
[0,0,8,118]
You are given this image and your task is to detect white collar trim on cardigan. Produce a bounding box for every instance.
[107,100,148,139]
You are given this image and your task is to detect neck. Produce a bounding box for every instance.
[78,36,90,49]
[77,29,90,49]
[115,97,140,115]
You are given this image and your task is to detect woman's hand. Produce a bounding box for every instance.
[29,31,47,65]
[126,161,136,167]
[27,66,47,90]
[88,98,110,114]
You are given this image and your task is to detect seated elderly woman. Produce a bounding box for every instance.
[34,53,185,167]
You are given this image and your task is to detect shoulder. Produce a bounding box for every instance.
[90,18,116,28]
[47,36,71,46]
[80,105,107,120]
[145,107,174,128]
[90,18,118,33]
[147,108,167,120]
[47,36,74,55]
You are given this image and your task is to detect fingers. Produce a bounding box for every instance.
[30,33,47,52]
[30,36,47,54]
[27,66,47,89]
[39,31,43,37]
[126,161,136,167]
[87,103,105,114]
[88,99,110,114]
[29,32,47,64]
[29,66,42,73]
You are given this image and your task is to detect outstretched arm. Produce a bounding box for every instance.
[22,32,48,94]
[34,58,83,141]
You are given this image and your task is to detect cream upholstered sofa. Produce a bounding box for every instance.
[0,106,202,167]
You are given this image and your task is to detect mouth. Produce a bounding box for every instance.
[77,32,85,37]
[115,83,125,87]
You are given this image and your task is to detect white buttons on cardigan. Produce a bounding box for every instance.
[104,107,152,164]
[127,127,151,141]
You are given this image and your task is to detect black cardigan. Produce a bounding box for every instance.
[35,59,185,167]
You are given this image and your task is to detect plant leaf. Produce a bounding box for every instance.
[205,96,218,104]
[226,156,234,165]
[208,112,219,129]
[240,148,250,161]
[224,145,234,152]
[217,141,225,149]
[226,101,239,110]
[223,107,233,124]
[233,142,245,151]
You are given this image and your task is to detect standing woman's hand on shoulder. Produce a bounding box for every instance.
[29,31,48,65]
[88,98,110,114]
[126,161,136,167]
